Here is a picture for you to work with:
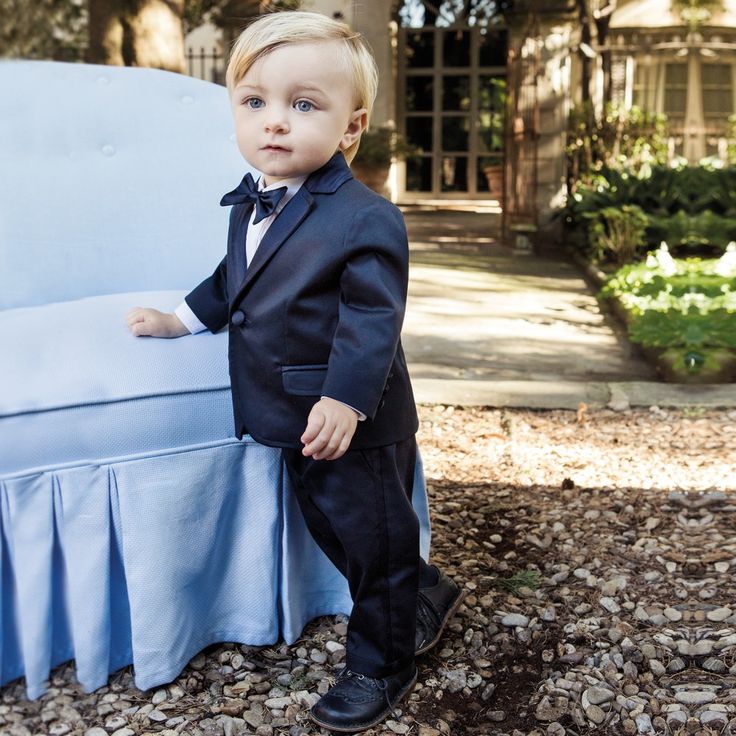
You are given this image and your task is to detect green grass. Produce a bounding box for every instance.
[494,569,542,594]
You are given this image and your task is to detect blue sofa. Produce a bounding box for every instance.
[0,60,430,700]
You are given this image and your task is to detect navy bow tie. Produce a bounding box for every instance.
[220,172,288,224]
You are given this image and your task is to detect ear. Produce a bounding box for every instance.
[339,108,368,152]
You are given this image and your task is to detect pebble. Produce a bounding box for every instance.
[703,657,727,672]
[585,704,606,724]
[442,669,467,693]
[264,696,293,709]
[635,713,654,734]
[707,606,732,621]
[585,686,614,705]
[501,613,530,627]
[649,659,666,676]
[535,696,566,722]
[675,691,716,705]
[599,597,620,613]
[701,710,728,725]
[151,689,167,705]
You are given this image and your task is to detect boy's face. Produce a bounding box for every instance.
[231,41,368,185]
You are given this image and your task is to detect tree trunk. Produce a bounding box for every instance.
[87,0,186,73]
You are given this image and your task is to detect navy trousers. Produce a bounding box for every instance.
[282,436,427,678]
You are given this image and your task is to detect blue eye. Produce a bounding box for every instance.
[295,100,314,112]
[245,97,264,109]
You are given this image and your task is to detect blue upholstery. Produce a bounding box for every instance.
[0,61,430,700]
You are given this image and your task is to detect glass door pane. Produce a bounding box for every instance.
[405,31,434,68]
[407,157,433,191]
[441,156,468,191]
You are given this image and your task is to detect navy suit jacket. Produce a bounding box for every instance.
[185,151,419,449]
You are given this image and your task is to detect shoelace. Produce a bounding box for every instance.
[338,668,396,717]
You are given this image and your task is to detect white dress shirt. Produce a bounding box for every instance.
[175,175,307,333]
[175,174,366,421]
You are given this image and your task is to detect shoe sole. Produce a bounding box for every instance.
[308,670,418,734]
[415,587,466,656]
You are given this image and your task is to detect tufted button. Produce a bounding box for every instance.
[231,310,246,326]
[101,144,115,156]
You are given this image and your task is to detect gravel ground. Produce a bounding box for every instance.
[2,405,735,736]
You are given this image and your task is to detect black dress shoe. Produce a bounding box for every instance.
[415,566,465,655]
[309,663,417,733]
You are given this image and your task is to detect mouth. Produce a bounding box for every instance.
[261,145,290,153]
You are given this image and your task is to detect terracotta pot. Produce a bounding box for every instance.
[350,163,389,194]
[483,164,503,202]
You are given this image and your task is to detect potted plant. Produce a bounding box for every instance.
[479,78,506,200]
[352,126,421,194]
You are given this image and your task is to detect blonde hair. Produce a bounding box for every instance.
[225,11,378,163]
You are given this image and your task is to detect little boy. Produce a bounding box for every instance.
[127,11,463,732]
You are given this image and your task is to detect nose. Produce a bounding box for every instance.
[264,106,289,134]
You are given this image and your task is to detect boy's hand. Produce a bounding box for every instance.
[126,307,190,338]
[301,398,358,461]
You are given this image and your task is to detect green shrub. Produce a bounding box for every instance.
[561,164,736,261]
[600,244,736,375]
[586,204,649,265]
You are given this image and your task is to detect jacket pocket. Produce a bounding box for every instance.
[281,364,329,396]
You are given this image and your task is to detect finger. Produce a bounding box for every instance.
[126,313,145,326]
[301,408,326,445]
[311,424,343,460]
[303,420,337,457]
[324,433,352,461]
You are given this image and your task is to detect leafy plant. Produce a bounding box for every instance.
[353,126,421,169]
[586,205,649,265]
[495,570,541,594]
[566,101,670,187]
[560,164,736,262]
[600,244,736,376]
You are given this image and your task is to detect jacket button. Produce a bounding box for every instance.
[231,310,246,326]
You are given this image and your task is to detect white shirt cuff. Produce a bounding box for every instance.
[175,300,208,334]
[321,396,367,422]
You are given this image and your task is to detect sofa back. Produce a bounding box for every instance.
[0,60,252,310]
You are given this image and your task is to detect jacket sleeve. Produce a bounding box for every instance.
[184,254,229,333]
[321,200,409,420]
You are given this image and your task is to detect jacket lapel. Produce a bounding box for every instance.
[231,187,314,303]
[228,203,254,296]
[228,152,353,304]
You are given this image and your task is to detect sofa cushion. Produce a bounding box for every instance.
[1,290,234,475]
